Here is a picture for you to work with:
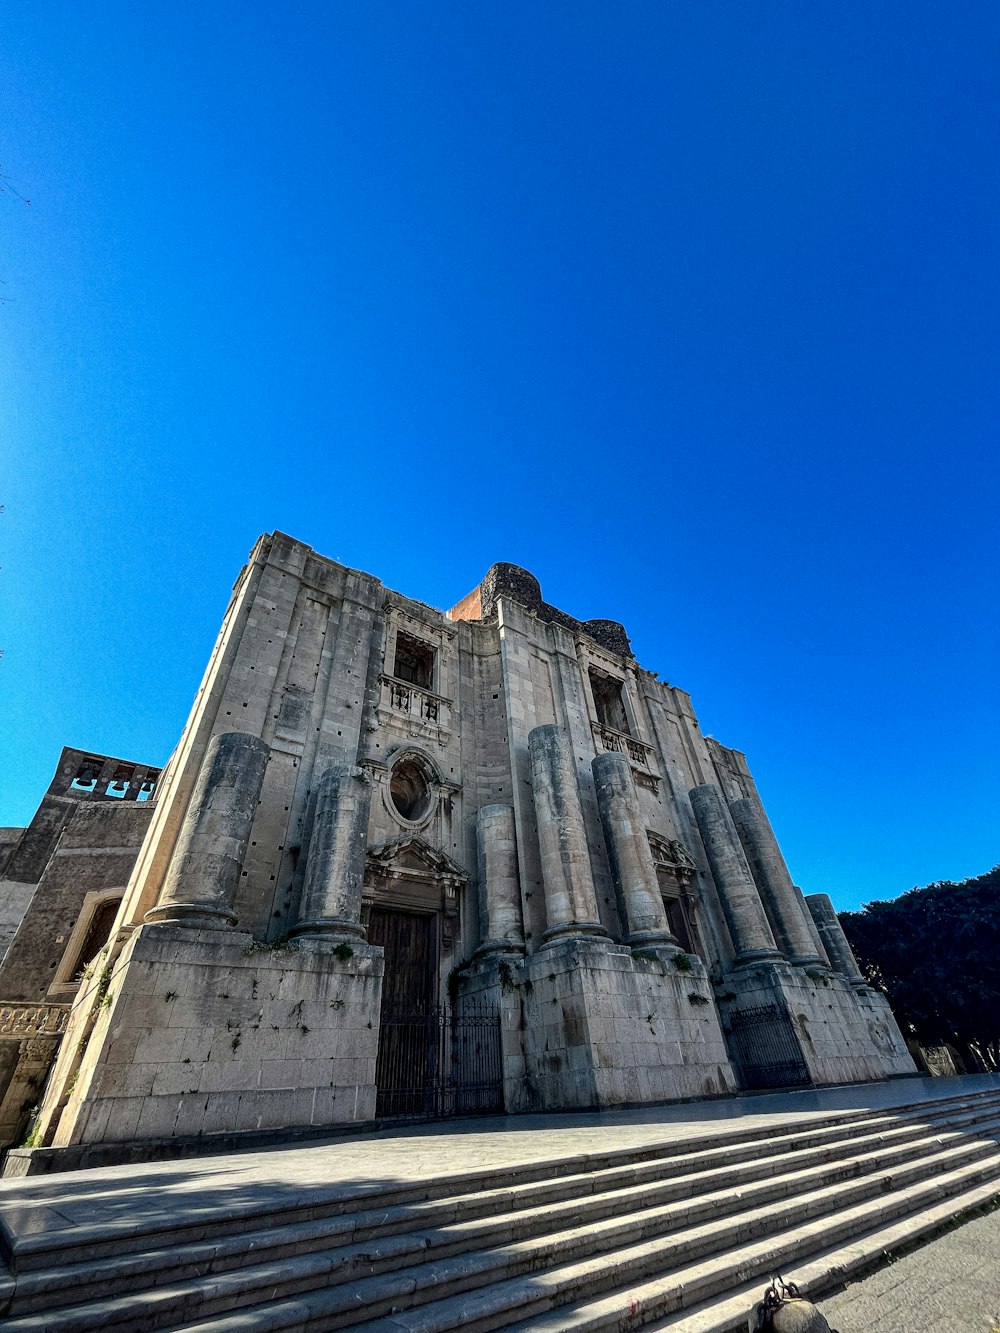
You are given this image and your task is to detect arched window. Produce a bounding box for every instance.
[71,898,122,978]
[48,890,123,997]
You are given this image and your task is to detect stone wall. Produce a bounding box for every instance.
[509,940,735,1110]
[43,924,382,1147]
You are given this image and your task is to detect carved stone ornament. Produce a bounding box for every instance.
[364,835,468,953]
[647,833,698,884]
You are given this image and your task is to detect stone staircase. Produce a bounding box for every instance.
[2,1088,1000,1332]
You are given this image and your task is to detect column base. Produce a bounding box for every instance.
[542,920,609,945]
[732,946,784,965]
[144,902,237,929]
[627,928,681,952]
[289,917,368,943]
[40,922,385,1149]
[513,939,736,1110]
[472,939,526,962]
[718,959,916,1086]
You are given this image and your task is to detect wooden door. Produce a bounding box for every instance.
[369,909,437,1117]
[368,909,435,1014]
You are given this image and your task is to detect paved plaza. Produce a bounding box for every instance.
[819,1203,1000,1333]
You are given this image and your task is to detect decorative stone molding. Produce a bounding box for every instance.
[591,724,660,792]
[364,835,468,952]
[0,1002,70,1040]
[647,833,698,886]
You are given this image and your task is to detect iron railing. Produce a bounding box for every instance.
[375,1000,503,1121]
[727,1002,810,1090]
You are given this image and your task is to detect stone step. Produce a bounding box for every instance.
[541,1174,1000,1332]
[8,1106,1000,1333]
[7,1086,998,1279]
[348,1156,1000,1333]
[7,1092,1000,1318]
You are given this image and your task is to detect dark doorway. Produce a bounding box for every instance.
[369,908,435,1013]
[368,907,502,1120]
[369,908,436,1117]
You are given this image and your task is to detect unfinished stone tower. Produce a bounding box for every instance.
[26,532,913,1151]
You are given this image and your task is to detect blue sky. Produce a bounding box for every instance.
[1,2,997,912]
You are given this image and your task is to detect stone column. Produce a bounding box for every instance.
[291,766,371,942]
[146,732,269,929]
[805,894,866,986]
[592,752,678,950]
[475,804,525,955]
[689,784,781,965]
[528,724,608,943]
[794,884,831,966]
[729,797,825,966]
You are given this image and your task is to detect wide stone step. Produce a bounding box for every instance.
[0,1098,928,1274]
[349,1155,1000,1333]
[17,1119,997,1333]
[4,1088,1000,1332]
[8,1094,1000,1319]
[9,1087,997,1277]
[559,1174,1000,1332]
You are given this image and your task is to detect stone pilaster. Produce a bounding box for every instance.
[805,893,867,987]
[145,732,269,929]
[592,752,678,951]
[689,784,781,965]
[475,804,525,955]
[291,766,371,942]
[729,796,824,966]
[528,724,608,943]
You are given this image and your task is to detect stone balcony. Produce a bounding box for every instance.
[378,676,453,745]
[591,723,660,791]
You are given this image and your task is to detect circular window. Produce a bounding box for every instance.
[389,759,432,822]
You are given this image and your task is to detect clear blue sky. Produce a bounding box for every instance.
[1,3,997,912]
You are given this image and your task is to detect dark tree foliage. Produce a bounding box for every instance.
[839,866,1000,1072]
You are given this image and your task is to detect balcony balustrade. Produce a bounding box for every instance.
[379,675,452,741]
[591,723,660,791]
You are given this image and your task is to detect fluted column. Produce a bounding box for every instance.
[729,797,824,966]
[146,732,269,929]
[593,752,678,950]
[805,894,866,986]
[475,804,525,954]
[689,784,781,964]
[528,724,608,943]
[291,765,371,942]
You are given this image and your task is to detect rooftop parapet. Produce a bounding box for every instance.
[448,562,632,659]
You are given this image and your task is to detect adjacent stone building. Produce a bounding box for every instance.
[0,748,160,1146]
[9,532,913,1157]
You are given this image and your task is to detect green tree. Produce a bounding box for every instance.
[839,865,1000,1072]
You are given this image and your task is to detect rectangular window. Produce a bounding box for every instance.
[393,632,435,689]
[589,669,630,734]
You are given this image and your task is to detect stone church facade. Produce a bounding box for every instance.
[2,532,913,1156]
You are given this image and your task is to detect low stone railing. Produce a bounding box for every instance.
[592,724,660,790]
[0,1002,71,1039]
[379,676,452,731]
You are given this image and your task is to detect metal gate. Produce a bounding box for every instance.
[726,1002,810,1090]
[375,1000,503,1121]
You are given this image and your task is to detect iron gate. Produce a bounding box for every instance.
[726,1002,810,1090]
[375,1000,503,1121]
